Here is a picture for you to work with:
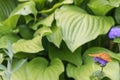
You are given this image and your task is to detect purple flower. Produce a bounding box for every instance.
[94,57,108,66]
[108,27,120,39]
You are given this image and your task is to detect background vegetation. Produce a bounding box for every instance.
[0,0,120,80]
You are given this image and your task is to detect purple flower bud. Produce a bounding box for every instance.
[94,57,100,62]
[93,57,108,66]
[108,27,120,39]
[99,59,108,66]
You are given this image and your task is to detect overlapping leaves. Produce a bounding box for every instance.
[13,26,52,53]
[0,1,37,36]
[10,57,64,80]
[0,0,17,21]
[88,0,120,15]
[67,47,120,80]
[49,42,82,66]
[55,5,114,52]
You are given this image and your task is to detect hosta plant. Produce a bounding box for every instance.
[0,0,120,80]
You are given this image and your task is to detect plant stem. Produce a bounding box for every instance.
[100,67,104,73]
[0,75,3,80]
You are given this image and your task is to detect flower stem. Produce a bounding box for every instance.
[0,75,3,80]
[101,67,104,73]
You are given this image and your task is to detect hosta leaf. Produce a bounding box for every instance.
[74,0,83,6]
[0,34,20,48]
[115,6,120,24]
[10,57,64,80]
[88,0,120,15]
[32,13,54,30]
[18,0,29,1]
[24,15,34,23]
[49,42,82,66]
[33,26,52,37]
[34,0,47,10]
[55,5,114,52]
[19,24,34,39]
[12,59,27,72]
[40,0,73,13]
[67,47,120,80]
[83,47,120,62]
[13,26,51,53]
[12,36,43,53]
[0,54,4,64]
[11,1,37,17]
[67,61,119,80]
[0,0,17,21]
[47,25,62,47]
[0,15,20,35]
[0,1,37,36]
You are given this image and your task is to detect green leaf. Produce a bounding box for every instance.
[0,54,4,64]
[32,13,54,30]
[47,25,62,47]
[115,6,120,24]
[10,1,37,17]
[33,26,52,37]
[0,34,20,49]
[11,57,64,80]
[19,24,34,39]
[67,61,119,80]
[12,36,43,53]
[40,0,73,13]
[0,15,20,36]
[83,47,120,62]
[7,42,14,59]
[67,47,120,80]
[55,5,114,52]
[18,0,29,1]
[12,59,27,72]
[24,15,34,23]
[4,42,14,59]
[34,0,47,10]
[0,64,7,71]
[0,1,37,36]
[0,0,17,22]
[49,42,82,66]
[74,0,83,6]
[88,0,120,15]
[13,26,52,53]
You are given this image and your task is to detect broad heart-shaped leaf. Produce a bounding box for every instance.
[10,57,64,80]
[0,1,37,36]
[0,34,20,49]
[12,26,52,53]
[67,47,120,80]
[115,6,120,24]
[55,5,114,52]
[88,0,120,15]
[47,25,62,48]
[49,42,82,66]
[0,0,17,22]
